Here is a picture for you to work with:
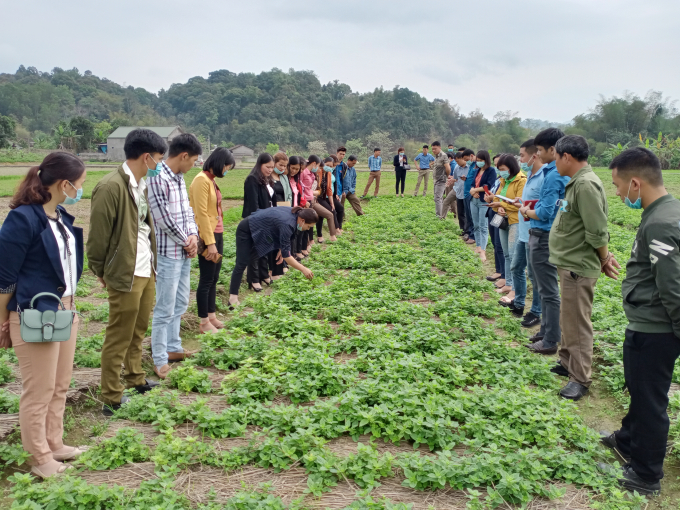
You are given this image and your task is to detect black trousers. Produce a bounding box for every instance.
[296,230,308,252]
[197,233,223,317]
[229,218,260,295]
[615,329,680,482]
[269,250,284,276]
[456,198,466,231]
[317,197,343,235]
[395,169,406,194]
[488,221,504,276]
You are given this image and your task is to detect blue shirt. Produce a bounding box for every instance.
[452,164,467,198]
[342,165,357,194]
[334,161,345,195]
[530,161,571,232]
[518,165,545,242]
[414,152,435,170]
[368,155,382,172]
[463,164,478,199]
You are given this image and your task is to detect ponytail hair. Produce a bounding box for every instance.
[291,206,318,224]
[10,152,85,209]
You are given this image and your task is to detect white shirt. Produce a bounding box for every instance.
[122,162,152,278]
[48,216,77,297]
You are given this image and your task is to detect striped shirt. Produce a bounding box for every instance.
[147,162,198,259]
[368,155,382,172]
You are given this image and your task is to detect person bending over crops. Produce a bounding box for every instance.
[228,206,318,308]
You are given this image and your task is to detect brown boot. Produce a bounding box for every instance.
[154,364,172,380]
[168,350,197,362]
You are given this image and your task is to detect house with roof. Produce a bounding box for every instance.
[228,144,255,162]
[106,126,184,161]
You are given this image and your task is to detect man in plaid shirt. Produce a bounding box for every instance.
[147,134,202,379]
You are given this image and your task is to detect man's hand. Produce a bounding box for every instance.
[519,205,530,218]
[601,253,621,280]
[184,235,198,258]
[0,320,11,349]
[276,250,284,265]
[97,277,107,289]
[301,266,314,280]
[342,193,346,198]
[206,243,219,262]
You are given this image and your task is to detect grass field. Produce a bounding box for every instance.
[2,168,680,508]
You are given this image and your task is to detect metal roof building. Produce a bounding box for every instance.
[107,126,183,161]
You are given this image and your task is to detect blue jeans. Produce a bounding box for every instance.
[512,240,542,315]
[464,195,475,238]
[470,197,489,250]
[151,255,192,368]
[498,224,518,289]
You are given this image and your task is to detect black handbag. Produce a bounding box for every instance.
[490,213,509,230]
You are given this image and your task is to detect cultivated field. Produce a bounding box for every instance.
[1,171,680,509]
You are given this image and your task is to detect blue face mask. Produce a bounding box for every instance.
[63,181,83,205]
[310,166,318,173]
[625,180,642,209]
[274,168,284,175]
[146,155,163,178]
[323,165,333,173]
[466,160,473,167]
[297,223,303,231]
[476,161,485,168]
[499,170,510,179]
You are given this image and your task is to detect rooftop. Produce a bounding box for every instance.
[108,126,182,139]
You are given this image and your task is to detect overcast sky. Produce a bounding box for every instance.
[1,0,678,123]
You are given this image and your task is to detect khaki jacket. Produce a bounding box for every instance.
[87,166,157,292]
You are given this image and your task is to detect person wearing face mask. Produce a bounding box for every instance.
[301,155,336,246]
[547,135,617,402]
[0,153,87,478]
[461,149,478,243]
[87,128,166,417]
[272,152,291,207]
[316,157,343,237]
[597,148,680,496]
[467,150,497,262]
[393,147,409,197]
[510,139,545,329]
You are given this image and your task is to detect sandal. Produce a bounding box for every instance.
[31,462,73,479]
[52,446,89,461]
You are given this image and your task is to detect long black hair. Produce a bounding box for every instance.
[248,153,274,186]
[292,206,319,224]
[10,152,85,209]
[203,147,235,178]
[287,156,304,185]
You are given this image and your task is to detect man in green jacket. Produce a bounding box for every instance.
[598,148,680,496]
[548,135,620,401]
[87,128,167,416]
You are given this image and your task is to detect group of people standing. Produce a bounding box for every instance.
[1,126,679,496]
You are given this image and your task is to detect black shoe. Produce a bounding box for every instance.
[486,274,501,282]
[597,463,660,496]
[248,283,263,292]
[599,431,631,462]
[550,362,569,377]
[463,234,469,241]
[133,379,160,395]
[559,381,589,401]
[527,332,544,344]
[526,340,558,355]
[102,395,131,417]
[499,298,513,308]
[521,312,541,328]
[510,303,524,318]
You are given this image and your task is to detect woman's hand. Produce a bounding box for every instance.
[472,192,480,199]
[275,250,283,265]
[498,206,506,216]
[0,320,11,349]
[301,267,314,280]
[206,243,219,262]
[484,194,493,203]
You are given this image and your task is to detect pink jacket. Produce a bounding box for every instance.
[300,168,316,203]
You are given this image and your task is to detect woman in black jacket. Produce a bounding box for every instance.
[242,153,276,289]
[393,148,409,197]
[228,206,318,307]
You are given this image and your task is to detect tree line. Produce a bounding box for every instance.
[1,66,679,166]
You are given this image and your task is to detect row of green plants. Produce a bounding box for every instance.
[1,197,649,509]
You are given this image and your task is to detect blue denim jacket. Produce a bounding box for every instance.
[342,166,357,195]
[529,161,571,232]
